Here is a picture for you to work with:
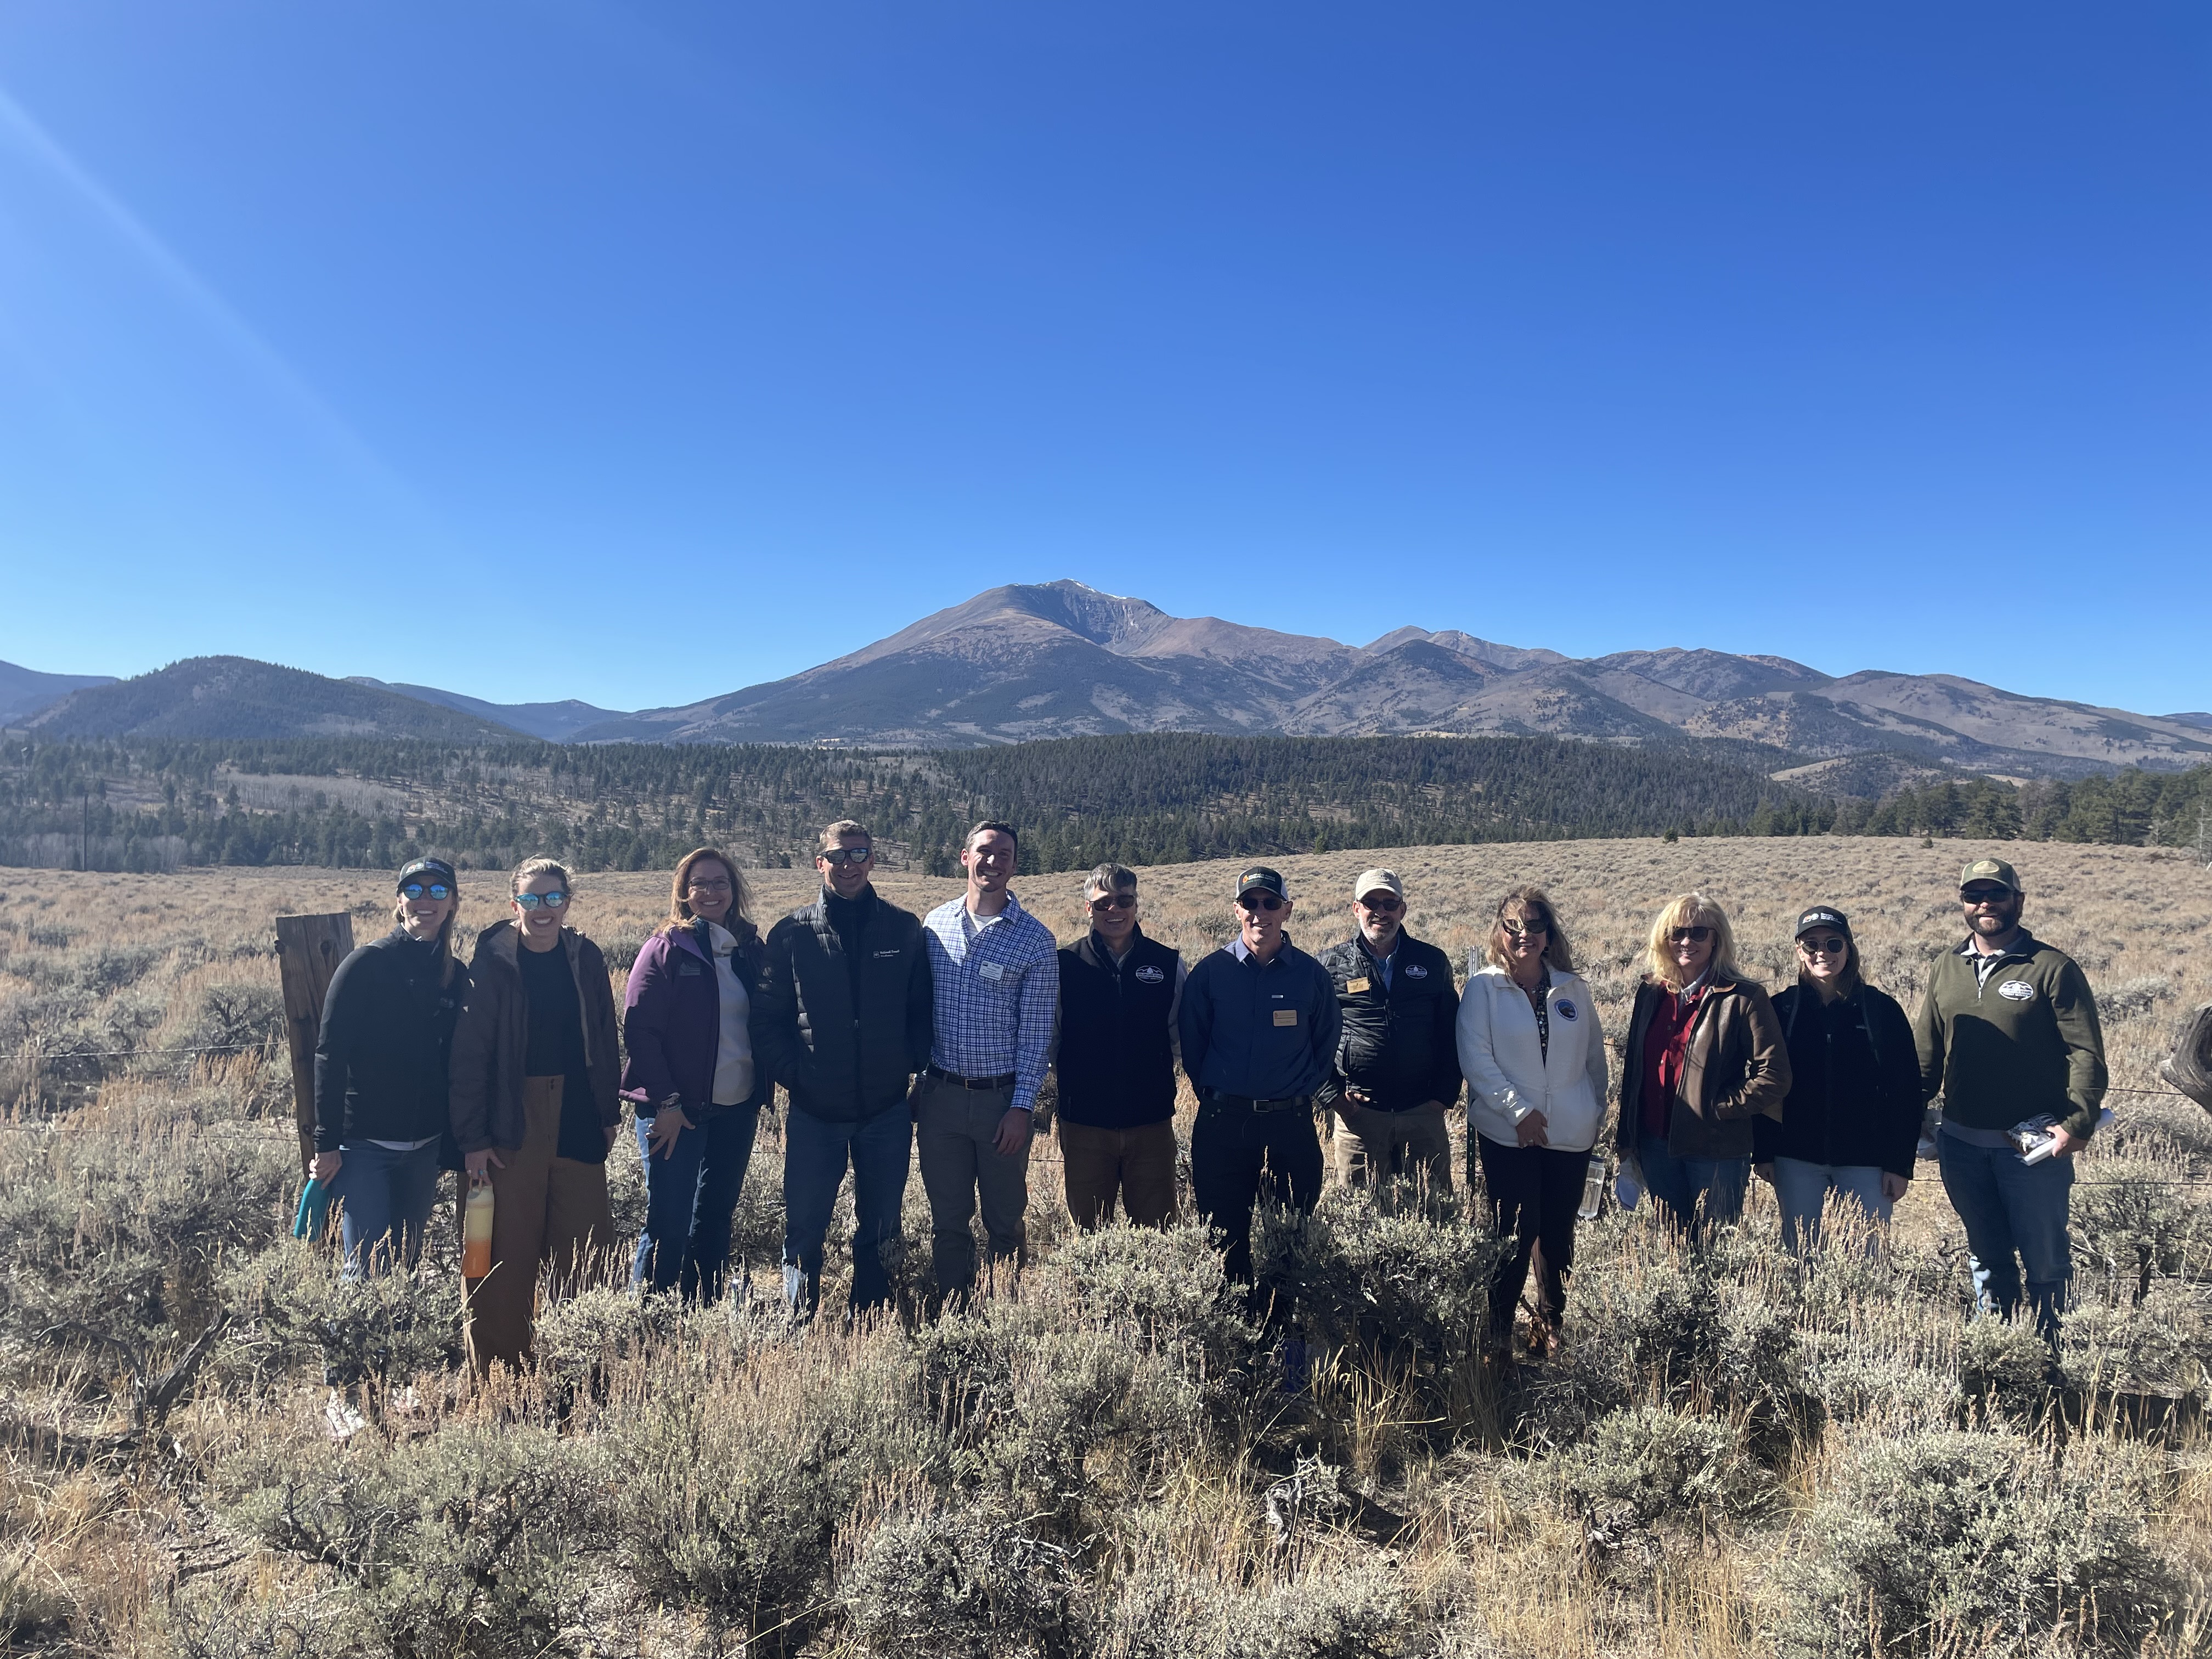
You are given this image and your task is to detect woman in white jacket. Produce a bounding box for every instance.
[1457,886,1610,1356]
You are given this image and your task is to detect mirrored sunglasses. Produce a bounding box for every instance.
[819,847,873,867]
[514,890,569,910]
[399,882,450,901]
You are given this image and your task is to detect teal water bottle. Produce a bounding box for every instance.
[294,1176,332,1243]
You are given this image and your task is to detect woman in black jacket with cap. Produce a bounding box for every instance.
[1753,906,1922,1254]
[312,859,469,1277]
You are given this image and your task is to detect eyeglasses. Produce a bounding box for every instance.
[1500,917,1548,937]
[514,890,569,910]
[1799,936,1849,957]
[1357,894,1403,913]
[399,882,450,901]
[685,877,732,894]
[1668,926,1714,944]
[1960,887,2014,906]
[819,847,873,868]
[1088,893,1136,913]
[1237,893,1285,913]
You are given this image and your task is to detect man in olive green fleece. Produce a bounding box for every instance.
[1915,857,2107,1343]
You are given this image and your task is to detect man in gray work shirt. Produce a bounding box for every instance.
[1178,865,1340,1286]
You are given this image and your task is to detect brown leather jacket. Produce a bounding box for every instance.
[450,919,623,1154]
[1615,974,1791,1160]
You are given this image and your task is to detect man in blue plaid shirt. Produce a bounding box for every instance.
[917,821,1060,1302]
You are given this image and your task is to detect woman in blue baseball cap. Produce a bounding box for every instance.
[1753,906,1922,1254]
[310,859,470,1277]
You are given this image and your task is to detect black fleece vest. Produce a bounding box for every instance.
[1056,933,1179,1130]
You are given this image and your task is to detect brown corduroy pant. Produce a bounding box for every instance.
[463,1076,616,1374]
[1059,1118,1178,1230]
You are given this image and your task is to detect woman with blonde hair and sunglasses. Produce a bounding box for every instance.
[1613,892,1790,1240]
[450,857,623,1371]
[620,847,771,1301]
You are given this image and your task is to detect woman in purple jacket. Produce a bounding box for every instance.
[621,847,772,1300]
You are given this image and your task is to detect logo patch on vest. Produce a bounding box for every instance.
[1347,977,1371,994]
[1273,1009,1299,1026]
[678,961,704,977]
[1133,964,1165,983]
[1404,963,1428,978]
[873,949,901,958]
[1997,979,2035,1002]
[1556,999,1578,1021]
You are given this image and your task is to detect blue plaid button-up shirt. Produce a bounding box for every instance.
[922,893,1060,1113]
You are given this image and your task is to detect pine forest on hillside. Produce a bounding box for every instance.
[0,733,2205,876]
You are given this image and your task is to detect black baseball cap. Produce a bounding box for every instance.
[1793,906,1852,940]
[397,858,458,894]
[1234,866,1288,904]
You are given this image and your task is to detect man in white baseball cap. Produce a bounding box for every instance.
[1314,868,1462,1205]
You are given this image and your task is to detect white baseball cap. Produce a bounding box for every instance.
[1353,868,1403,902]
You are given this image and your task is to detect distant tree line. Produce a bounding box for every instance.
[0,733,2204,876]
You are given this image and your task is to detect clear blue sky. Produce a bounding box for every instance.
[2,3,2206,715]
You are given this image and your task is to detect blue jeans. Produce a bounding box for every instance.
[332,1140,442,1279]
[1938,1131,2073,1341]
[631,1103,761,1301]
[783,1103,912,1316]
[1637,1135,1751,1242]
[1770,1158,1892,1256]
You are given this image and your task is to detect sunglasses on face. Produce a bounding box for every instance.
[1960,887,2014,906]
[1799,936,1849,957]
[1358,894,1403,913]
[1238,893,1285,914]
[1500,918,1548,937]
[514,890,569,910]
[1089,893,1136,913]
[1669,926,1714,945]
[819,847,873,868]
[399,883,450,901]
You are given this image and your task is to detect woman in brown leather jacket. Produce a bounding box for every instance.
[1613,892,1791,1240]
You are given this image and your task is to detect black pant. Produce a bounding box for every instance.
[1190,1094,1324,1285]
[1475,1136,1587,1334]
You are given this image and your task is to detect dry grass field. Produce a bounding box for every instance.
[2,836,2210,1657]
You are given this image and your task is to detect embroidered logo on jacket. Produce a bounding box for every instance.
[1556,1000,1578,1020]
[873,949,901,958]
[1404,963,1428,978]
[1133,964,1165,983]
[1997,980,2035,1002]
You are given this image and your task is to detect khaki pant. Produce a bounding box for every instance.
[915,1075,1029,1300]
[464,1076,615,1374]
[1059,1118,1178,1230]
[1333,1101,1453,1203]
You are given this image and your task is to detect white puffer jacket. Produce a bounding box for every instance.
[1456,963,1611,1153]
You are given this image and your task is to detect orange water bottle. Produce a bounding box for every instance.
[462,1182,495,1278]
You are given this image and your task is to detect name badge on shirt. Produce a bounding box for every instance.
[1347,977,1371,994]
[980,961,1005,982]
[1273,1009,1298,1027]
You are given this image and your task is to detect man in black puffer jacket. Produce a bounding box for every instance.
[1314,869,1462,1202]
[752,821,934,1316]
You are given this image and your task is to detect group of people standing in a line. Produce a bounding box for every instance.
[312,820,2106,1372]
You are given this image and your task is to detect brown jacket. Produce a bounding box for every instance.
[1614,974,1791,1160]
[450,920,623,1154]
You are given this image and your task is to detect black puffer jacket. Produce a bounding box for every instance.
[1314,931,1462,1111]
[313,929,469,1153]
[1754,983,1922,1180]
[751,887,934,1122]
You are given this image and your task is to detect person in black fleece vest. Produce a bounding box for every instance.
[751,821,934,1316]
[1054,862,1186,1229]
[312,859,469,1278]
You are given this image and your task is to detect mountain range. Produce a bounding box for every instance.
[8,580,2208,784]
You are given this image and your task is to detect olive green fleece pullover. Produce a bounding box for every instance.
[1913,932,2107,1139]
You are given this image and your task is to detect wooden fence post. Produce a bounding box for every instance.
[274,913,354,1177]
